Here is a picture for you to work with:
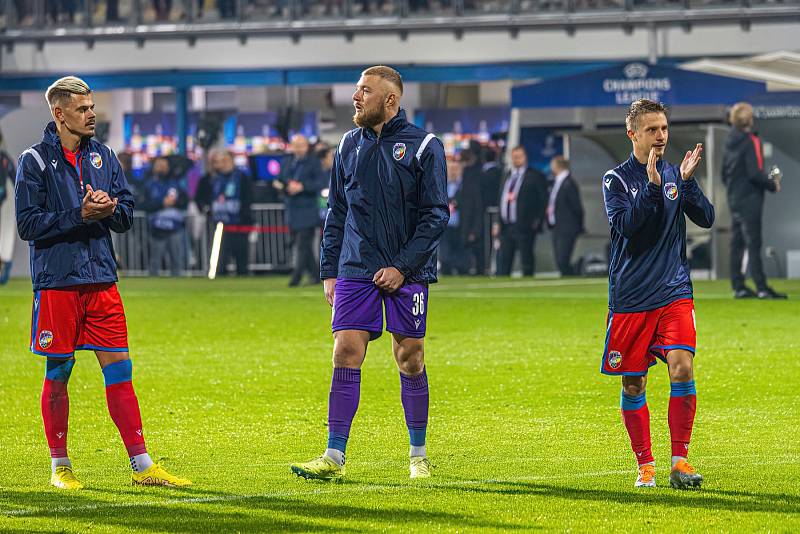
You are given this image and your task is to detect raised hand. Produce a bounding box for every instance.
[647,147,661,186]
[680,143,703,181]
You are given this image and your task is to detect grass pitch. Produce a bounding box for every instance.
[0,276,798,532]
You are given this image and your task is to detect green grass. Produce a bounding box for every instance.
[0,276,798,532]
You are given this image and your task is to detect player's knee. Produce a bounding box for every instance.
[332,342,365,367]
[395,344,424,375]
[622,376,646,396]
[669,362,693,382]
[45,358,75,383]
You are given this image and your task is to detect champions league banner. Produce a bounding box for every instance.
[511,62,767,109]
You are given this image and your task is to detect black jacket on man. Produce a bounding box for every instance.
[548,173,584,276]
[549,173,584,237]
[496,167,547,276]
[498,167,547,231]
[721,127,778,293]
[722,128,776,214]
[459,162,485,241]
[280,154,326,231]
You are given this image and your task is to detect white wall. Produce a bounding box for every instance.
[4,22,800,74]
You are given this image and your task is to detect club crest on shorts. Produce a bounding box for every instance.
[39,330,54,349]
[89,152,103,169]
[393,143,407,161]
[608,350,622,369]
[664,182,678,201]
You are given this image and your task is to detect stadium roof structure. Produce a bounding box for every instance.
[510,62,768,110]
[681,51,800,92]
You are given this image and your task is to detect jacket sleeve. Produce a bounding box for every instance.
[15,150,85,241]
[320,142,348,280]
[105,149,135,233]
[391,137,450,276]
[602,172,661,239]
[745,136,777,192]
[681,177,715,229]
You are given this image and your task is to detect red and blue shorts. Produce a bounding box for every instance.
[30,283,128,359]
[601,298,696,376]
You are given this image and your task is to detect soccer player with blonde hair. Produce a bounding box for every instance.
[16,76,190,489]
[600,99,714,489]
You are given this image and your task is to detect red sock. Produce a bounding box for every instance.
[669,381,697,458]
[621,392,653,465]
[105,381,147,456]
[41,379,69,458]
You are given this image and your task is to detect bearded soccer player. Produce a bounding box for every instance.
[601,99,714,489]
[16,76,190,489]
[290,66,448,481]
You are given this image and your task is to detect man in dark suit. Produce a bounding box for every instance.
[459,147,486,275]
[546,156,584,276]
[494,146,547,276]
[279,134,326,287]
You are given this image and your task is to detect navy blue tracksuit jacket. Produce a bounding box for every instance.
[602,153,715,313]
[320,110,449,284]
[16,123,134,290]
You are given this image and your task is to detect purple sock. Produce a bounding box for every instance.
[400,368,428,448]
[327,367,361,454]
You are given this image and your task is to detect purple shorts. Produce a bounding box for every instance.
[331,278,429,340]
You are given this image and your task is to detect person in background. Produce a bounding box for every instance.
[142,157,189,277]
[481,146,502,210]
[440,159,466,275]
[0,130,15,284]
[458,147,486,275]
[279,134,327,287]
[211,150,252,276]
[318,146,335,175]
[194,149,220,216]
[721,102,786,300]
[546,155,584,276]
[494,146,547,276]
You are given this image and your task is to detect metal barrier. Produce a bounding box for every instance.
[113,203,292,276]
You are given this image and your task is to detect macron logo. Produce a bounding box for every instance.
[51,159,58,170]
[631,187,638,199]
[604,176,613,190]
[414,319,421,329]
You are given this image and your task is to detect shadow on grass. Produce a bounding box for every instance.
[1,488,536,531]
[426,480,800,515]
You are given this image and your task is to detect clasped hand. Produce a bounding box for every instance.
[81,184,118,221]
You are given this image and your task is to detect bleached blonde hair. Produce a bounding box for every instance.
[45,76,92,109]
[729,102,754,130]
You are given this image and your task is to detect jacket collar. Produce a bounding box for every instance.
[362,109,407,140]
[43,121,91,152]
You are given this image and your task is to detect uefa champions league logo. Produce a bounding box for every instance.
[623,63,649,79]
